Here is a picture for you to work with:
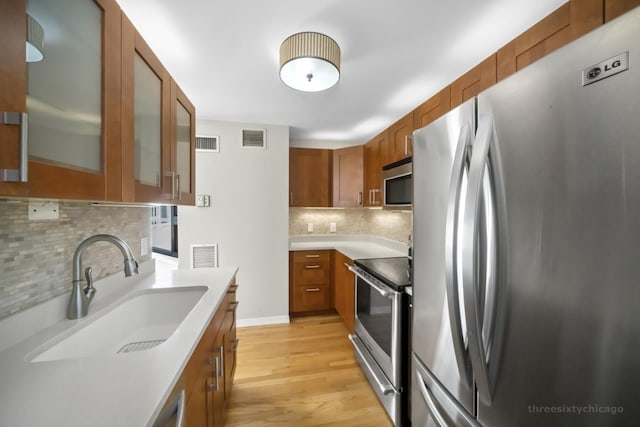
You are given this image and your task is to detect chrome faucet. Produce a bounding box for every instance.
[67,234,139,319]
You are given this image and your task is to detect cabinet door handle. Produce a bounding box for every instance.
[305,265,320,269]
[209,355,220,391]
[175,173,181,200]
[305,254,320,258]
[358,191,363,205]
[290,191,293,205]
[228,301,239,312]
[162,171,176,199]
[306,288,321,292]
[232,339,240,352]
[0,112,28,183]
[219,346,225,378]
[404,135,409,156]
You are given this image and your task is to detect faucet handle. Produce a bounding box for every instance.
[84,266,96,302]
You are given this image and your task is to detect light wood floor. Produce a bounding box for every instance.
[225,314,393,427]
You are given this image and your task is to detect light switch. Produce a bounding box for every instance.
[329,222,336,233]
[196,195,211,207]
[307,223,313,233]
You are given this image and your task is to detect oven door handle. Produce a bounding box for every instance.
[348,266,394,299]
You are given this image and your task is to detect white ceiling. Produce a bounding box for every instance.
[115,0,568,146]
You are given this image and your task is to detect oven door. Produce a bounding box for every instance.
[351,266,403,387]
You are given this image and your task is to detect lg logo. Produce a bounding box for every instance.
[586,59,623,80]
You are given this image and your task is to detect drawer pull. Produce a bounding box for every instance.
[228,301,239,312]
[306,288,321,292]
[305,265,321,269]
[305,254,321,258]
[228,284,239,292]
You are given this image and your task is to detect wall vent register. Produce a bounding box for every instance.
[241,129,266,149]
[191,244,218,268]
[195,135,219,152]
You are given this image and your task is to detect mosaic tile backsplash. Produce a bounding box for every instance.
[289,207,412,243]
[0,202,151,319]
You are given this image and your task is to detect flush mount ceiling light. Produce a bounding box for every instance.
[279,32,340,92]
[26,14,45,62]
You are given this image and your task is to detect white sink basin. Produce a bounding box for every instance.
[30,286,207,362]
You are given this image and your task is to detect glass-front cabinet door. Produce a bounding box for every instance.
[121,15,170,203]
[0,0,121,200]
[172,82,196,205]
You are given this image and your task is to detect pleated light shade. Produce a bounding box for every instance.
[279,32,340,92]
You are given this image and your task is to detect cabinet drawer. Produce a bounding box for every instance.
[292,285,332,312]
[293,250,331,263]
[293,261,331,285]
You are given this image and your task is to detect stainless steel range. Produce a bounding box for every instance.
[348,257,410,427]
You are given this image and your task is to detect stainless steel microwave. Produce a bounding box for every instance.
[382,158,412,209]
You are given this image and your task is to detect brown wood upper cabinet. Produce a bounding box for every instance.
[332,145,364,207]
[0,1,196,205]
[0,0,122,201]
[122,17,195,205]
[171,82,197,206]
[289,147,332,207]
[413,87,452,130]
[450,55,497,109]
[386,112,414,164]
[363,131,386,207]
[122,15,171,204]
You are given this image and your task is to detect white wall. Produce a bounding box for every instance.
[178,120,289,325]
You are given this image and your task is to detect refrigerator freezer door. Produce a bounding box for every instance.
[411,99,475,416]
[412,354,479,427]
[477,7,640,427]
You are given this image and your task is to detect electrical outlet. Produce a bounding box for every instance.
[141,237,148,256]
[307,223,313,233]
[329,222,337,233]
[28,201,59,220]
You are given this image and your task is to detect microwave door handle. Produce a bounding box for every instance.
[348,267,394,299]
[444,122,473,387]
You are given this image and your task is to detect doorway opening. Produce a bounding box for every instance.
[151,205,178,257]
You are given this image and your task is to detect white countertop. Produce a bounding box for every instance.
[0,263,238,427]
[289,234,408,260]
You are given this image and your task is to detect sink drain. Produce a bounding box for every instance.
[117,339,166,354]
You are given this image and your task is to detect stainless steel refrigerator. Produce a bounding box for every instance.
[411,6,640,427]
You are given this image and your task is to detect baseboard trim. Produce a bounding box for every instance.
[237,315,290,328]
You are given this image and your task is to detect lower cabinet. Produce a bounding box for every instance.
[171,280,238,427]
[333,251,355,333]
[289,249,356,332]
[289,250,333,314]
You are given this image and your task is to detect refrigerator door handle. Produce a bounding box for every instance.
[414,354,480,427]
[444,122,473,385]
[416,371,449,427]
[462,114,499,404]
